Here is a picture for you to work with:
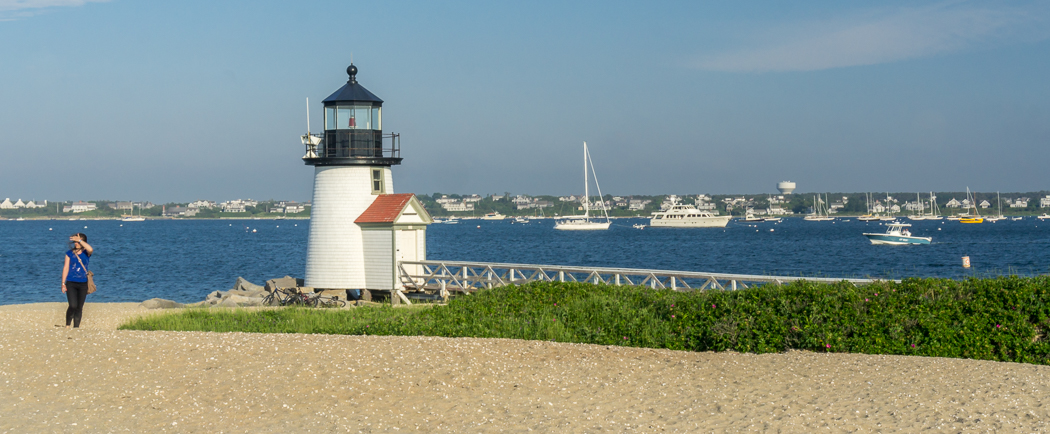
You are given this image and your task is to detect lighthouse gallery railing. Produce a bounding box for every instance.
[397,260,893,296]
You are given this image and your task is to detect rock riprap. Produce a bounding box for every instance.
[139,276,334,309]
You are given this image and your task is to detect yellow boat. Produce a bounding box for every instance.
[958,187,983,224]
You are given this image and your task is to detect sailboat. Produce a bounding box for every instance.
[804,193,834,221]
[857,193,879,221]
[925,192,943,220]
[985,192,1006,222]
[908,193,926,220]
[554,142,611,230]
[959,188,983,224]
[121,203,145,222]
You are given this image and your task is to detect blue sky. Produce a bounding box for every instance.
[2,0,1049,202]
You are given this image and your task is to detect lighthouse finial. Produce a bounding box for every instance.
[347,63,358,84]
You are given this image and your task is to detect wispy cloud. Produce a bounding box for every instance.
[695,2,1050,72]
[0,0,109,20]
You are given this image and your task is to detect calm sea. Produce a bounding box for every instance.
[2,217,1049,305]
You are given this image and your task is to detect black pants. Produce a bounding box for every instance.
[65,281,89,328]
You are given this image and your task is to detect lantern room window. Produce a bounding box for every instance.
[325,105,381,130]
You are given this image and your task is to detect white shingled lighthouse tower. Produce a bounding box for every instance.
[301,63,432,297]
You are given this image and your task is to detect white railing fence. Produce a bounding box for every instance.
[396,260,892,302]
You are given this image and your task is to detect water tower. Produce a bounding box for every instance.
[301,64,432,297]
[777,181,796,195]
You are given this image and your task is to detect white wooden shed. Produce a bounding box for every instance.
[354,193,433,291]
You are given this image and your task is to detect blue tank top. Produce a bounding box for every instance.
[66,250,90,283]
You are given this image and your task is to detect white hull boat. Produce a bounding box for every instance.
[863,222,931,245]
[650,202,731,228]
[555,142,611,231]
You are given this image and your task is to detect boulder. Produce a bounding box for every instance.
[225,294,263,307]
[223,289,265,299]
[265,276,300,293]
[217,298,240,308]
[235,277,264,292]
[141,298,185,309]
[206,290,225,301]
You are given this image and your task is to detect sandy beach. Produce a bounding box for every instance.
[1,303,1048,432]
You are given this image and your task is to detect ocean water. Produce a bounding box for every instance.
[2,217,1049,305]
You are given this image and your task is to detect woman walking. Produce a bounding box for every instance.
[61,233,93,329]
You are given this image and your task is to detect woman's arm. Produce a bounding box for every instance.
[78,239,93,256]
[61,254,69,293]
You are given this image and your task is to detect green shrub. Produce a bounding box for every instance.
[120,276,1050,365]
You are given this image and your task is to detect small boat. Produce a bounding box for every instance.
[514,217,529,223]
[763,217,782,222]
[863,222,931,245]
[1038,214,1050,220]
[445,218,460,224]
[632,223,646,230]
[958,187,983,224]
[857,194,880,221]
[985,192,1006,222]
[1012,216,1023,221]
[555,142,611,231]
[741,210,764,222]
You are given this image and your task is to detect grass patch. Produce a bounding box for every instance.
[119,277,1050,364]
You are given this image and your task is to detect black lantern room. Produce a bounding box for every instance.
[303,64,401,166]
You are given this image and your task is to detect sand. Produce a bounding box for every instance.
[1,303,1049,432]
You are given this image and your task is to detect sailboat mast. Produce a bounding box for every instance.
[583,142,589,218]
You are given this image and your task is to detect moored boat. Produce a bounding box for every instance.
[650,201,731,228]
[863,222,932,245]
[554,142,611,231]
[481,212,506,220]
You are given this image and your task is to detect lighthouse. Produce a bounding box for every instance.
[301,64,432,298]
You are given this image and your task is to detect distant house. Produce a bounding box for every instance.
[443,202,474,212]
[979,200,991,209]
[62,201,97,213]
[282,202,306,213]
[945,198,962,208]
[189,200,217,209]
[1009,198,1030,208]
[163,206,197,217]
[628,199,650,211]
[767,206,790,215]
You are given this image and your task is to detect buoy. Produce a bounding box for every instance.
[477,225,481,228]
[49,228,52,231]
[770,228,774,232]
[962,256,971,268]
[252,229,257,233]
[83,226,87,229]
[937,228,941,231]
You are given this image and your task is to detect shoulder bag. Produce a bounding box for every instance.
[73,252,96,294]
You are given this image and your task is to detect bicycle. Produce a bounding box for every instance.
[263,287,346,308]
